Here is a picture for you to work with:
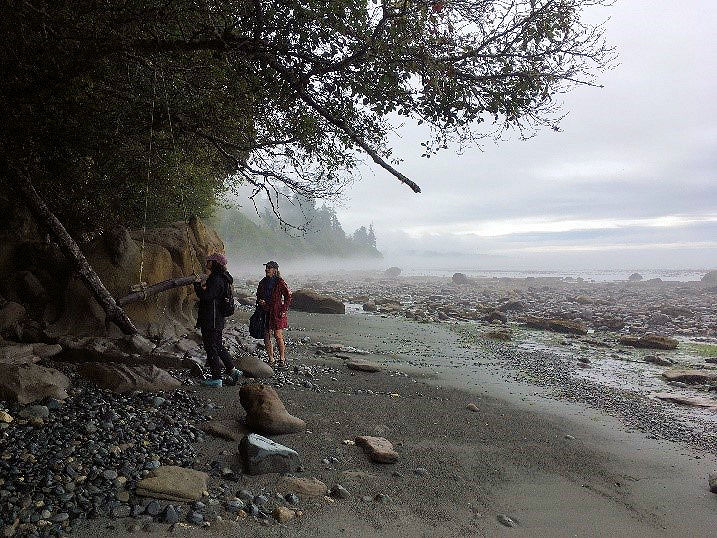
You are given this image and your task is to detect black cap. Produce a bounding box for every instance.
[264,261,279,269]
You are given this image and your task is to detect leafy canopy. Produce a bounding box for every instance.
[1,0,613,234]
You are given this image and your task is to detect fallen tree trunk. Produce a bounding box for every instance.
[16,173,139,335]
[118,275,198,306]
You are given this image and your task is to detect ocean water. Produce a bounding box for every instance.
[400,268,709,282]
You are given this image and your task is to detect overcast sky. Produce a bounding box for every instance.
[332,0,717,271]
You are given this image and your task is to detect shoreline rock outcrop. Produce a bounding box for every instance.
[0,216,224,341]
[291,289,345,314]
[0,364,71,404]
[619,334,678,350]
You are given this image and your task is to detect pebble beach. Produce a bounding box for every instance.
[2,272,717,536]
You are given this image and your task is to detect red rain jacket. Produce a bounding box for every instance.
[256,277,291,330]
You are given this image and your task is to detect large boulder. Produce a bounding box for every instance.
[240,384,305,434]
[619,334,678,350]
[362,301,377,312]
[498,300,525,312]
[0,301,26,337]
[660,305,693,318]
[653,393,717,408]
[78,363,182,393]
[0,344,38,366]
[452,273,470,285]
[236,355,274,379]
[383,267,402,278]
[46,217,224,339]
[136,466,209,502]
[662,369,717,384]
[0,364,70,404]
[628,272,643,282]
[291,289,345,314]
[239,433,301,475]
[523,316,587,335]
[484,311,507,324]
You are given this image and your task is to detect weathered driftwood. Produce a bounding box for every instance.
[117,275,198,306]
[17,174,138,335]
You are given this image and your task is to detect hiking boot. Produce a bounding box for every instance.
[228,368,243,383]
[201,378,222,388]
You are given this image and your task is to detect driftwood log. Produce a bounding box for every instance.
[17,173,139,335]
[118,275,198,306]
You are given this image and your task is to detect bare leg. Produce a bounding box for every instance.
[264,330,274,364]
[275,329,286,364]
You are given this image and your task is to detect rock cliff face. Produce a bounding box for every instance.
[0,216,224,339]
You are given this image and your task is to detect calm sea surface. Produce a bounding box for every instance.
[400,268,709,282]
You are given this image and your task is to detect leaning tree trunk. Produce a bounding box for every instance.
[17,175,138,335]
[117,275,198,306]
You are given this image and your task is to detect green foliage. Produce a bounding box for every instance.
[212,203,382,260]
[1,0,613,235]
[688,343,717,358]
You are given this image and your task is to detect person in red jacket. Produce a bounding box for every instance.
[256,261,292,367]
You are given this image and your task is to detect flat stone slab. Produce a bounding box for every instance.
[200,420,243,441]
[0,364,70,404]
[523,316,587,335]
[346,360,381,373]
[174,338,197,353]
[78,363,181,393]
[355,435,399,463]
[340,470,378,480]
[0,344,38,366]
[239,433,300,475]
[662,369,717,384]
[644,355,673,366]
[32,343,63,359]
[620,334,678,350]
[276,476,328,497]
[0,302,26,332]
[653,393,717,408]
[136,466,209,501]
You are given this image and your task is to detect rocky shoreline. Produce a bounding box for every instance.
[280,272,717,338]
[2,272,717,536]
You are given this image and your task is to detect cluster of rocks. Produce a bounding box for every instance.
[482,340,717,452]
[0,326,378,536]
[292,273,717,340]
[0,364,208,536]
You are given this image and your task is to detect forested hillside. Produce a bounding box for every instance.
[212,202,381,262]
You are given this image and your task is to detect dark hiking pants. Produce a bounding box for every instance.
[201,327,234,379]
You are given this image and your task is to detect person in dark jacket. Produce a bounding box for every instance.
[256,261,291,367]
[194,253,241,387]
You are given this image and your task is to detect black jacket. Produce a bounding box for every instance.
[194,268,233,330]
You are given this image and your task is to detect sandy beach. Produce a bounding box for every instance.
[66,301,717,538]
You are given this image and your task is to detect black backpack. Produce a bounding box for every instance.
[219,276,236,317]
[248,307,267,339]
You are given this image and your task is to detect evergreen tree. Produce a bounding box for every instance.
[367,224,377,248]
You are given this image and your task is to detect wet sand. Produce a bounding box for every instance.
[283,311,717,536]
[75,310,717,537]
